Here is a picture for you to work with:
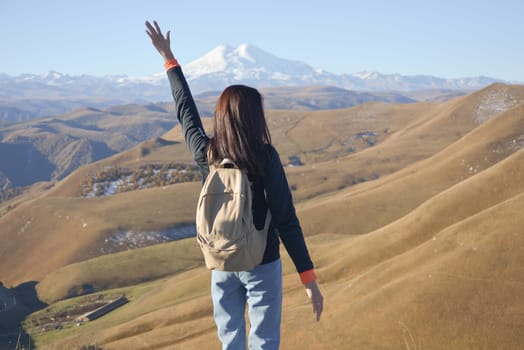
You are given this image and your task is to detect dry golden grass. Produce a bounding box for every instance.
[2,83,524,349]
[307,190,524,349]
[298,102,524,237]
[285,84,524,202]
[36,238,203,303]
[0,182,200,285]
[73,146,524,349]
[46,101,422,199]
[1,98,427,286]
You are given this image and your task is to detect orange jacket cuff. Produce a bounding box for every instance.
[299,269,317,284]
[164,59,180,71]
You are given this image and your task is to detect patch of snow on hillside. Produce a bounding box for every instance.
[85,169,176,197]
[86,178,123,197]
[101,224,196,253]
[473,86,522,124]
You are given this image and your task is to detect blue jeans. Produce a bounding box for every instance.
[211,258,283,350]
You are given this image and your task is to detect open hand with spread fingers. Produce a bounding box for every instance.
[145,20,175,62]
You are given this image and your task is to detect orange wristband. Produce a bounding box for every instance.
[299,269,317,284]
[164,59,180,71]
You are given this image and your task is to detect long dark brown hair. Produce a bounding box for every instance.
[208,85,272,175]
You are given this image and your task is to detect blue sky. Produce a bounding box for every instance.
[2,0,523,81]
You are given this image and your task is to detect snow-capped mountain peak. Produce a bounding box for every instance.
[184,44,232,76]
[183,44,329,91]
[186,44,316,74]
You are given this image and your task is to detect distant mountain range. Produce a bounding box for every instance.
[0,44,507,121]
[182,44,503,92]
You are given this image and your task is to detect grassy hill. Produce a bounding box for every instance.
[25,146,524,347]
[0,84,476,194]
[297,101,524,237]
[0,105,177,189]
[0,182,201,285]
[1,83,523,349]
[0,96,427,286]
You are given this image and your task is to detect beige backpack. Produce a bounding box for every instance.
[196,159,271,271]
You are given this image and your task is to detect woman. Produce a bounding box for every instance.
[146,21,323,350]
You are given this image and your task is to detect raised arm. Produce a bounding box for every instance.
[145,21,210,175]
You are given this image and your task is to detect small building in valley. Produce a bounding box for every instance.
[75,296,129,323]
